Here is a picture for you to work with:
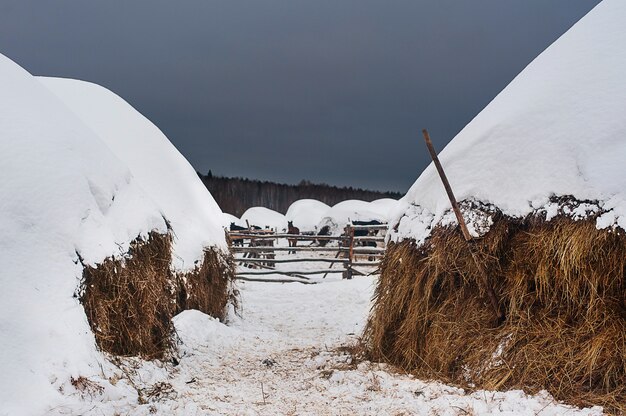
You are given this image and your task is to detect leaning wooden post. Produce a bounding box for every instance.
[422,129,503,321]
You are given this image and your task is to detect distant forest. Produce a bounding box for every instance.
[199,171,403,217]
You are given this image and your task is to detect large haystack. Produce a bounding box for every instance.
[40,77,238,324]
[366,1,626,412]
[366,208,625,410]
[0,53,171,414]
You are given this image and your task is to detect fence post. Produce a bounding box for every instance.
[343,225,354,279]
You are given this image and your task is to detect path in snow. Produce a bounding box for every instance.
[168,278,603,416]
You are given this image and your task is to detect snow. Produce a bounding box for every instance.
[318,199,390,235]
[47,276,604,415]
[392,0,626,244]
[0,54,167,415]
[285,199,331,232]
[220,212,245,228]
[39,77,227,272]
[0,56,231,415]
[368,198,399,219]
[240,206,288,231]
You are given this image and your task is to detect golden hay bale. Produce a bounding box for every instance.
[365,216,625,412]
[174,247,237,320]
[81,232,175,359]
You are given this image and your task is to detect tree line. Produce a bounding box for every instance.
[199,171,402,217]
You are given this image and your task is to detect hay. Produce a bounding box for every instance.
[81,232,175,359]
[365,214,625,412]
[175,247,237,320]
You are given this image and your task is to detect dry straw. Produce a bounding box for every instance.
[81,232,174,359]
[365,213,625,412]
[81,232,236,359]
[175,246,237,320]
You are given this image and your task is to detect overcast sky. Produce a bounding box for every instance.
[0,1,600,193]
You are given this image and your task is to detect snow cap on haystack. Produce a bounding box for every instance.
[39,77,228,271]
[240,206,287,231]
[40,76,235,340]
[392,0,626,245]
[285,199,331,232]
[318,199,391,235]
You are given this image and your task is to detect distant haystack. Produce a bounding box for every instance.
[366,1,625,411]
[240,206,288,231]
[318,199,394,235]
[285,199,331,232]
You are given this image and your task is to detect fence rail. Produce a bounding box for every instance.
[226,223,388,282]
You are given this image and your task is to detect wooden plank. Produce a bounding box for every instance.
[350,261,381,267]
[236,276,317,284]
[230,246,344,253]
[352,247,385,253]
[236,269,344,276]
[227,233,346,241]
[234,257,349,264]
[348,224,388,230]
[352,236,385,242]
[229,246,385,254]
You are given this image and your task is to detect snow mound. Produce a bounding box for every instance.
[173,310,241,353]
[0,54,167,415]
[285,199,331,232]
[39,77,227,272]
[318,200,389,235]
[240,206,287,231]
[369,198,399,219]
[393,0,626,244]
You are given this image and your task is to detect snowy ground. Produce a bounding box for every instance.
[52,274,604,416]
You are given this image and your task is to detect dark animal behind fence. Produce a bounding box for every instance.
[287,221,300,254]
[316,225,331,247]
[352,220,382,247]
[229,222,246,246]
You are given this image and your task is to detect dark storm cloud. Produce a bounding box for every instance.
[0,0,600,192]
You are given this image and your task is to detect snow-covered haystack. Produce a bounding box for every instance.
[40,77,236,324]
[366,1,625,411]
[318,200,390,235]
[240,206,287,231]
[0,54,175,414]
[285,199,331,232]
[369,198,400,219]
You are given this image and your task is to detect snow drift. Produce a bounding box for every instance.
[367,1,626,412]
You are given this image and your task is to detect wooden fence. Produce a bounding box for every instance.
[226,223,387,283]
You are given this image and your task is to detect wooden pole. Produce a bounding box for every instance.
[422,129,472,241]
[421,129,503,321]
